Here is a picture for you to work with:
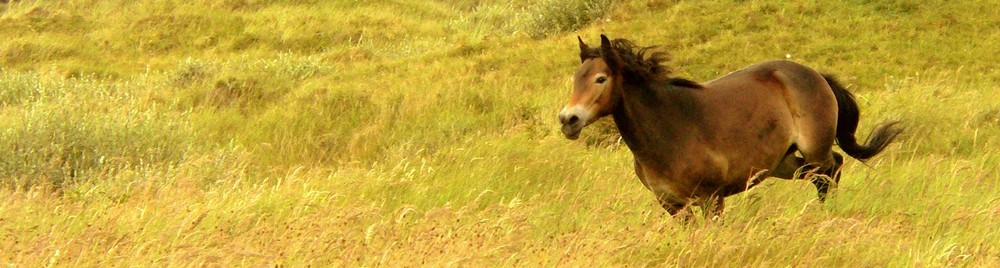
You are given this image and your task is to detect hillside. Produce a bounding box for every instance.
[1,0,999,266]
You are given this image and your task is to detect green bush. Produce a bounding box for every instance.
[524,0,616,38]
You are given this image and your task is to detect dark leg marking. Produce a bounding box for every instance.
[811,152,844,202]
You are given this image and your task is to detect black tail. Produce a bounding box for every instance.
[823,74,902,160]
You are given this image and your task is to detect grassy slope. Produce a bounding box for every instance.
[1,0,999,266]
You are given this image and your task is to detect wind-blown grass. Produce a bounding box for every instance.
[1,0,999,266]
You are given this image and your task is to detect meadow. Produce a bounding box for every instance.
[1,0,999,266]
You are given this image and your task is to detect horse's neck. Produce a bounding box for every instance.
[612,82,704,161]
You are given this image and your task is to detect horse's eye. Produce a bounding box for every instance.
[596,76,607,84]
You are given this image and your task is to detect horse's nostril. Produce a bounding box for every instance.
[568,115,580,125]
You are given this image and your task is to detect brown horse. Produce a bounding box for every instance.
[559,34,901,217]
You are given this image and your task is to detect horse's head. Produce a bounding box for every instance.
[559,34,624,140]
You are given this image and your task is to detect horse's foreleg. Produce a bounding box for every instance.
[661,201,693,222]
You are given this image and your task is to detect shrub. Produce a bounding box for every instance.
[523,0,616,39]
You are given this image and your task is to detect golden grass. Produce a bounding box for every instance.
[1,0,999,266]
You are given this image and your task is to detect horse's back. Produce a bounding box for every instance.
[704,60,835,121]
[707,60,825,88]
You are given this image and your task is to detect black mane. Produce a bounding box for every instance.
[581,38,702,89]
[668,78,702,88]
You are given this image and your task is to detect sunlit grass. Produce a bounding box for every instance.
[1,0,999,266]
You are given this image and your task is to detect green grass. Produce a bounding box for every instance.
[2,0,999,266]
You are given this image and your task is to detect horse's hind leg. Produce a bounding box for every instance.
[796,146,842,201]
[771,152,806,180]
[810,152,844,201]
[773,146,842,201]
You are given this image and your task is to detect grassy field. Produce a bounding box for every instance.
[1,0,999,266]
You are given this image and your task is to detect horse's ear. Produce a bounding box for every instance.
[578,36,590,62]
[599,34,622,71]
[600,34,612,49]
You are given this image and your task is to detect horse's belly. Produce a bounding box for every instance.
[635,153,750,202]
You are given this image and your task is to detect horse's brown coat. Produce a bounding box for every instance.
[559,35,901,216]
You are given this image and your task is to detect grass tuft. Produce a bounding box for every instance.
[0,75,193,188]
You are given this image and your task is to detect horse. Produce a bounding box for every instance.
[558,34,901,217]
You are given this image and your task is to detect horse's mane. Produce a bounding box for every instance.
[581,38,701,89]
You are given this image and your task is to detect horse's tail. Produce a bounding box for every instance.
[823,74,902,161]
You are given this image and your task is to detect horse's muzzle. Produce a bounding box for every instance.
[561,124,581,140]
[559,107,587,140]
